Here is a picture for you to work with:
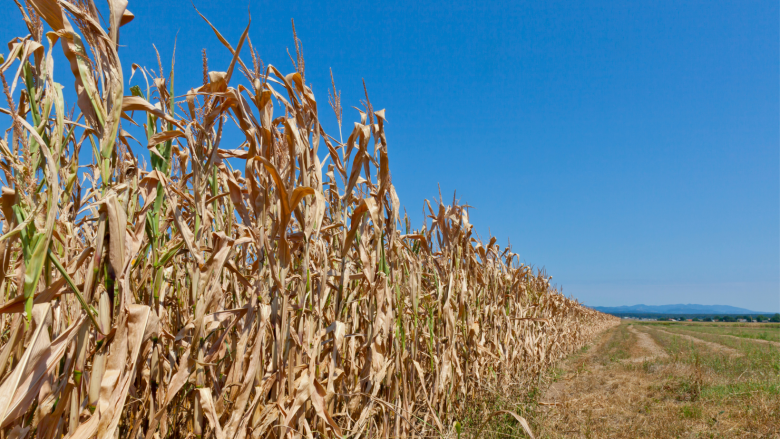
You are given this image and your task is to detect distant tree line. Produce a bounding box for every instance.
[699,314,780,322]
[609,312,780,322]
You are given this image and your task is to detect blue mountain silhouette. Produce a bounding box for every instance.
[591,304,767,314]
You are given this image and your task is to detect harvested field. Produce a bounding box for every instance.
[660,322,780,347]
[528,322,780,438]
[715,333,780,348]
[627,325,668,362]
[649,327,742,356]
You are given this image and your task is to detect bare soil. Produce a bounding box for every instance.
[626,325,668,362]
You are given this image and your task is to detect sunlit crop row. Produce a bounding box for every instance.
[0,2,618,437]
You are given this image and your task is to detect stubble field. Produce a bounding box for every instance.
[477,321,779,438]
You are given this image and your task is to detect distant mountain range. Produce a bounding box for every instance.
[591,304,770,315]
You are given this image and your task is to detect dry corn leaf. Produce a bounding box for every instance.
[0,5,618,438]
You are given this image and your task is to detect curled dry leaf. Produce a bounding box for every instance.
[0,3,618,439]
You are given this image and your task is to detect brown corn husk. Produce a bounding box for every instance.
[0,2,618,438]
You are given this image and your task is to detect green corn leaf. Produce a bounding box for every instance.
[22,232,50,326]
[47,249,104,334]
[156,240,185,268]
[152,268,165,302]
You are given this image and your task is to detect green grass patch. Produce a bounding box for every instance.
[594,323,633,364]
[665,323,780,343]
[702,381,780,399]
[679,404,702,419]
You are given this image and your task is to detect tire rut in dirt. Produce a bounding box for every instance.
[627,326,669,362]
[650,327,742,356]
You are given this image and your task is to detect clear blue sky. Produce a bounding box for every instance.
[4,1,778,311]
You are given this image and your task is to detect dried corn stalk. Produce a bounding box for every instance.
[0,1,619,438]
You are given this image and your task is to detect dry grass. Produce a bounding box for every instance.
[532,322,780,438]
[656,322,780,345]
[0,2,618,438]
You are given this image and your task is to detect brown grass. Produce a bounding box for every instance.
[0,2,618,438]
[533,322,780,438]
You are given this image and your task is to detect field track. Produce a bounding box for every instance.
[627,326,668,362]
[529,322,780,438]
[649,327,742,356]
[706,332,780,348]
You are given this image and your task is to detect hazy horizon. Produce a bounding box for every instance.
[573,281,780,312]
[589,303,779,313]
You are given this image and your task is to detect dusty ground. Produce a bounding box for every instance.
[626,325,668,362]
[527,322,780,439]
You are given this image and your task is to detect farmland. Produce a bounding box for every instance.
[0,2,619,438]
[523,321,780,438]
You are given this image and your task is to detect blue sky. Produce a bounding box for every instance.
[3,0,777,311]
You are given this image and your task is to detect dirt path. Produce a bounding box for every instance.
[530,323,780,438]
[539,325,666,407]
[535,324,681,437]
[650,327,742,356]
[627,325,668,362]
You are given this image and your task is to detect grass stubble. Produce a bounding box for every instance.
[0,1,618,438]
[527,321,779,438]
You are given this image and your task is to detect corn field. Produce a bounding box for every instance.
[0,1,619,438]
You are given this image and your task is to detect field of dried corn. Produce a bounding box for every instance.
[0,2,618,438]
